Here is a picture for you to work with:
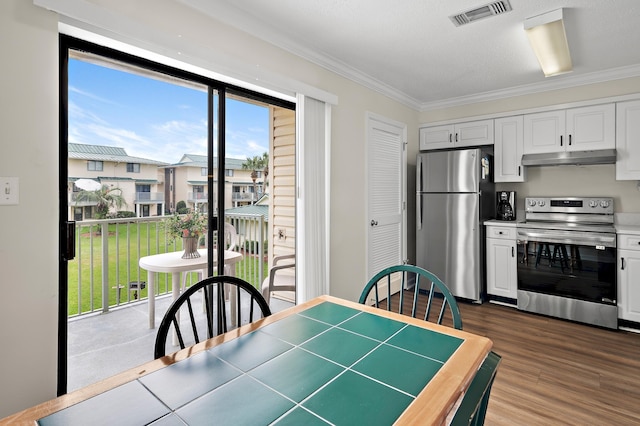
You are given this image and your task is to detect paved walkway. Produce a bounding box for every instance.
[67,295,294,392]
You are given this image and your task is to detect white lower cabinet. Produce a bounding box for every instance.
[618,233,640,322]
[486,225,518,300]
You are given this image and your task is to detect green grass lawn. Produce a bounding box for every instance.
[67,222,267,316]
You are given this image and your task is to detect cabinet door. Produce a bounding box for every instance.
[566,104,615,151]
[618,249,640,322]
[616,100,640,180]
[419,125,454,150]
[454,119,494,147]
[486,238,517,299]
[523,110,565,154]
[494,116,525,182]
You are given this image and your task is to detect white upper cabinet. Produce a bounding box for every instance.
[494,116,526,182]
[524,104,615,154]
[420,119,494,151]
[616,100,640,180]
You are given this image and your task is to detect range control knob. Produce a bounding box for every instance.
[528,199,537,207]
[537,200,546,207]
[589,200,599,208]
[600,200,610,208]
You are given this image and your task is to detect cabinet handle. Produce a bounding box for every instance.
[449,134,452,143]
[455,133,458,143]
[569,134,572,145]
[518,166,521,176]
[560,135,563,146]
[621,257,625,270]
[512,247,515,257]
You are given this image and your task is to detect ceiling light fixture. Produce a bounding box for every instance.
[524,8,572,77]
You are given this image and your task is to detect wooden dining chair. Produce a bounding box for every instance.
[451,351,502,426]
[358,264,463,330]
[154,275,271,359]
[360,265,499,424]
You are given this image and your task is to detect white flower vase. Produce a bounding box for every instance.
[182,236,200,259]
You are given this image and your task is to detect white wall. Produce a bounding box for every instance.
[0,0,418,416]
[0,0,59,417]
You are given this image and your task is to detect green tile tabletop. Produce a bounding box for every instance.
[17,295,492,426]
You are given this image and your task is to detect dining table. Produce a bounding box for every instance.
[3,295,493,426]
[139,248,243,329]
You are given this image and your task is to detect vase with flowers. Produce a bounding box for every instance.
[166,210,207,259]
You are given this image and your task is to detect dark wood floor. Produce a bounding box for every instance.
[392,293,640,425]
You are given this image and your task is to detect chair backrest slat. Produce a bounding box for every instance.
[154,276,272,359]
[359,264,463,330]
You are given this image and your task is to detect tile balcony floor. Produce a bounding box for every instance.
[67,294,294,392]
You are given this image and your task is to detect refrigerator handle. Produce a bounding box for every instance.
[416,155,422,193]
[416,155,422,230]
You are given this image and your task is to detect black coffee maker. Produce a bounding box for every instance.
[496,191,516,221]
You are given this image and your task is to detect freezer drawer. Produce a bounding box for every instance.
[416,192,482,301]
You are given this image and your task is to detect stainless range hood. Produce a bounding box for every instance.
[521,149,617,166]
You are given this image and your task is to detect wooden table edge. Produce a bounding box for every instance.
[0,295,491,426]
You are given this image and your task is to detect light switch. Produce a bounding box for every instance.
[0,177,19,205]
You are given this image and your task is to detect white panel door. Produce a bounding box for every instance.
[566,104,615,151]
[494,116,525,183]
[367,113,406,283]
[616,100,640,180]
[523,110,565,154]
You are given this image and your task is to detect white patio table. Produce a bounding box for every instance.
[139,248,243,328]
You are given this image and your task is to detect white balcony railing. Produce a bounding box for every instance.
[187,192,208,202]
[68,214,266,317]
[134,192,164,203]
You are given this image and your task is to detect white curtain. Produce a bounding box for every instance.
[296,94,331,302]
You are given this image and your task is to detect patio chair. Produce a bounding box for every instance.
[260,254,295,305]
[358,264,463,330]
[222,222,239,275]
[154,275,271,359]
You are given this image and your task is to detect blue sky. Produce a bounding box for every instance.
[68,58,269,164]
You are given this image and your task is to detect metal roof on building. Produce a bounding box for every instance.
[68,143,168,165]
[168,154,249,170]
[225,203,268,219]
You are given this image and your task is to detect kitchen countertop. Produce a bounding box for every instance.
[484,219,520,227]
[615,213,640,235]
[484,213,640,235]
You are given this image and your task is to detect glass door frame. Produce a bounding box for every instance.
[58,35,294,395]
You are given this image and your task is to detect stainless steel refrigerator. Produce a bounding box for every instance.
[416,148,494,302]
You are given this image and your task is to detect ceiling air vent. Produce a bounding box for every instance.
[450,1,513,26]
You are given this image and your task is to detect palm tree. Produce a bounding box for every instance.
[262,152,269,190]
[242,153,268,203]
[75,184,127,219]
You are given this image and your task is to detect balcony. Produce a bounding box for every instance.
[68,214,268,317]
[232,192,257,203]
[68,286,293,392]
[134,192,164,203]
[67,213,284,391]
[187,192,208,202]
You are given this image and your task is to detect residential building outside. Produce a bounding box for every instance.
[68,144,270,220]
[68,143,167,220]
[163,154,265,215]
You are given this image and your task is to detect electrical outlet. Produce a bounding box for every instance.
[0,177,19,205]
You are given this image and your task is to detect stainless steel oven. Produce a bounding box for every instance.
[516,197,617,329]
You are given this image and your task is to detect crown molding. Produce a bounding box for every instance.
[419,64,640,111]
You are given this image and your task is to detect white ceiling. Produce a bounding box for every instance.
[180,0,640,110]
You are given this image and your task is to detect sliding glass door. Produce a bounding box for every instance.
[59,35,295,394]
